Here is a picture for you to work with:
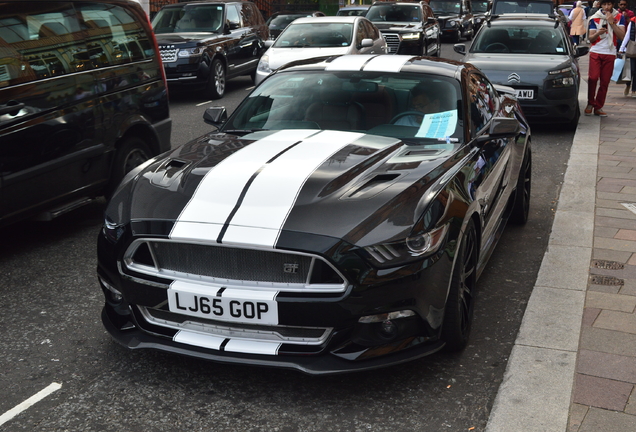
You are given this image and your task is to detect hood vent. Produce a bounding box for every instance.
[150,159,190,188]
[346,173,400,199]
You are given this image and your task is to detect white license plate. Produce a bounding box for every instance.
[167,283,278,325]
[515,89,534,99]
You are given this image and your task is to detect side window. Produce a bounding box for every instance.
[227,4,241,27]
[240,4,253,27]
[362,20,377,39]
[469,74,496,134]
[77,2,154,68]
[0,3,87,86]
[355,21,365,44]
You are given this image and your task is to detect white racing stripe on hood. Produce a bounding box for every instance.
[363,55,412,72]
[221,130,364,247]
[170,129,318,241]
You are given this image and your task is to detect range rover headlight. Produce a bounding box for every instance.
[257,54,271,73]
[446,20,460,28]
[178,47,203,58]
[362,225,448,267]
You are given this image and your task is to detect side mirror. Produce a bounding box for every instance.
[575,45,589,57]
[427,16,436,25]
[203,106,227,126]
[264,39,274,48]
[359,38,373,49]
[228,22,240,30]
[454,44,466,55]
[474,117,520,144]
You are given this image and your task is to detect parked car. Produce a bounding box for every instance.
[255,16,386,85]
[151,1,269,99]
[488,0,569,26]
[336,5,371,16]
[366,1,441,56]
[429,0,475,42]
[454,14,589,128]
[266,11,326,39]
[0,0,171,227]
[97,54,532,375]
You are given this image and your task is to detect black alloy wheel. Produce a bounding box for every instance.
[207,58,226,99]
[441,218,478,351]
[510,149,532,225]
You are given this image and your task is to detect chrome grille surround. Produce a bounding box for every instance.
[123,239,348,293]
[159,48,178,63]
[139,306,333,345]
[382,34,401,53]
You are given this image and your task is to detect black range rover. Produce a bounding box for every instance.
[152,1,269,99]
[366,1,441,57]
[429,0,474,42]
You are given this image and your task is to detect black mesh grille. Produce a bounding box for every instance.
[146,242,313,284]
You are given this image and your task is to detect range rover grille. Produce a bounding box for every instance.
[124,240,347,293]
[139,306,332,345]
[382,34,401,53]
[159,48,178,63]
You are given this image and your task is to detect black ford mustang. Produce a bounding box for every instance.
[97,55,531,374]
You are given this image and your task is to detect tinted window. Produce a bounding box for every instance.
[430,0,462,15]
[472,25,568,54]
[227,4,241,26]
[367,5,422,22]
[472,1,490,12]
[274,23,353,47]
[492,1,553,15]
[77,2,154,68]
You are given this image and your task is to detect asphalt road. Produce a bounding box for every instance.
[0,43,574,431]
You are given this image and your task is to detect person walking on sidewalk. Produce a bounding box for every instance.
[619,16,636,97]
[569,1,586,46]
[585,0,626,117]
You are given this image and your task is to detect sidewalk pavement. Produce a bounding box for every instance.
[485,53,636,431]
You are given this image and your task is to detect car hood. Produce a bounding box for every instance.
[267,47,351,70]
[114,130,461,249]
[374,22,422,32]
[154,32,222,44]
[466,53,573,84]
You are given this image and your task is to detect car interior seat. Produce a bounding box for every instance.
[529,30,555,53]
[304,88,365,131]
[352,85,397,129]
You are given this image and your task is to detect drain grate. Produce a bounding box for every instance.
[591,260,625,270]
[590,275,624,286]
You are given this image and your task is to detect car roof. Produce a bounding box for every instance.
[276,54,470,80]
[291,16,365,24]
[487,14,562,24]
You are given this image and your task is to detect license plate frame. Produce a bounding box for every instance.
[515,89,534,100]
[167,283,278,325]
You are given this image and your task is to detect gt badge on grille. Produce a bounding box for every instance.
[283,263,299,274]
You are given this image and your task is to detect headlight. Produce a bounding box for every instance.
[257,55,271,73]
[401,32,420,40]
[549,67,575,87]
[446,20,459,28]
[475,18,482,23]
[177,47,203,58]
[362,225,448,267]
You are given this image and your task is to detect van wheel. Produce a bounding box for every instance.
[108,136,152,196]
[441,218,478,352]
[206,59,226,99]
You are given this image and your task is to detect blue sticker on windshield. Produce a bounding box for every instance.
[416,109,458,139]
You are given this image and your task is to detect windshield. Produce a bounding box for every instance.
[152,5,223,33]
[471,1,490,13]
[273,23,353,48]
[472,25,568,54]
[268,14,308,27]
[366,5,422,22]
[492,1,554,15]
[429,0,461,15]
[222,71,463,145]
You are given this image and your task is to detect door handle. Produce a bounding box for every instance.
[0,101,25,116]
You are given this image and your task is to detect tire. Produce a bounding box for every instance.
[567,104,581,132]
[206,58,226,100]
[510,149,532,225]
[108,136,152,196]
[441,218,478,352]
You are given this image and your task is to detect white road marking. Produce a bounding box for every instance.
[0,382,62,426]
[196,100,213,106]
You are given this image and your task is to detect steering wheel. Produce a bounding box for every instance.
[390,111,424,124]
[485,43,510,53]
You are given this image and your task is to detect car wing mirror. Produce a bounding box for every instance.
[359,38,373,49]
[427,16,437,25]
[474,117,520,144]
[453,43,466,55]
[264,39,274,48]
[203,106,227,127]
[575,45,589,57]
